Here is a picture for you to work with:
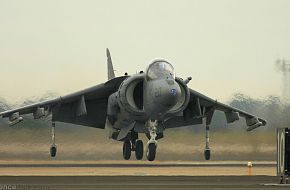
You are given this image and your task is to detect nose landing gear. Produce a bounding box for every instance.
[146,120,158,161]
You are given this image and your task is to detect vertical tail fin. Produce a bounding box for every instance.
[106,48,115,80]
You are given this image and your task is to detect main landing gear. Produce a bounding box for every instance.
[124,120,159,162]
[122,117,210,161]
[135,140,144,160]
[122,132,144,160]
[50,121,57,157]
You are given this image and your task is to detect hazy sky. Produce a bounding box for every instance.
[1,0,290,103]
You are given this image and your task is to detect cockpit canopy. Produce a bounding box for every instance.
[146,60,175,80]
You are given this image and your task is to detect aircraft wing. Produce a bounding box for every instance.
[0,76,127,128]
[165,88,266,131]
[189,89,266,130]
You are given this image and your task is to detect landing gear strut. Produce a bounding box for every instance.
[50,121,57,157]
[146,120,158,161]
[204,118,211,160]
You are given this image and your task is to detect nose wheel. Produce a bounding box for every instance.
[146,142,157,161]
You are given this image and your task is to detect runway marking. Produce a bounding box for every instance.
[263,183,290,186]
[0,166,276,176]
[0,161,276,168]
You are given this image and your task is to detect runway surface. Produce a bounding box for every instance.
[0,160,276,176]
[0,176,289,190]
[0,161,285,189]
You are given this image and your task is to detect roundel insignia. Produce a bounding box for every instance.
[170,89,177,96]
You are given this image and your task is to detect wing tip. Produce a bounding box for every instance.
[259,118,267,126]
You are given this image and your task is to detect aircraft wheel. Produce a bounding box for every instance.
[146,142,157,161]
[123,140,131,160]
[50,145,57,157]
[135,140,143,160]
[204,149,211,160]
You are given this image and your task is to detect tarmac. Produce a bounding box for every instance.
[0,176,289,190]
[0,161,288,190]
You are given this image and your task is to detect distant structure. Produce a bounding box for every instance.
[276,58,290,101]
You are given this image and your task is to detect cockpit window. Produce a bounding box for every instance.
[147,60,175,80]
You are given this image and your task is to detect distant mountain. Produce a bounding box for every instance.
[0,98,9,125]
[0,92,58,115]
[0,92,59,127]
[18,91,59,107]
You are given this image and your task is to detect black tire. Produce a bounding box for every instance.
[123,140,131,160]
[50,146,57,157]
[204,149,211,160]
[135,140,144,160]
[146,143,157,161]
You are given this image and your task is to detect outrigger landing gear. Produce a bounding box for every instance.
[204,118,211,160]
[146,120,158,161]
[50,121,57,157]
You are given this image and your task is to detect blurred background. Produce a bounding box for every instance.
[0,93,287,161]
[1,0,290,161]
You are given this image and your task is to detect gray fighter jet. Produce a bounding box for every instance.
[0,49,266,161]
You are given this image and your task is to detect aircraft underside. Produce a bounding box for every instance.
[49,117,211,162]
